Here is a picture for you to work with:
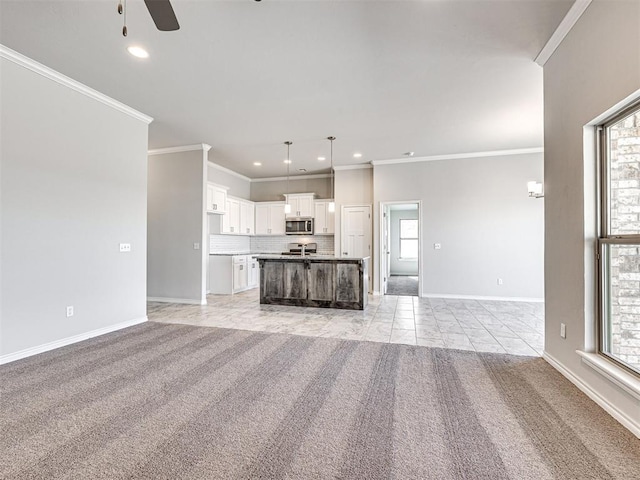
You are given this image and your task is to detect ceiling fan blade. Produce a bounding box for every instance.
[144,0,180,31]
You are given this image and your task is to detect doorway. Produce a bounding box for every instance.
[380,202,421,296]
[341,205,372,291]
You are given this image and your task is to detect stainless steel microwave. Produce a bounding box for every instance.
[285,218,314,235]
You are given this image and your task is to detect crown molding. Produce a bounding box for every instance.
[371,147,544,166]
[333,164,373,171]
[251,173,332,183]
[534,0,592,67]
[148,144,211,156]
[0,44,153,124]
[207,161,252,182]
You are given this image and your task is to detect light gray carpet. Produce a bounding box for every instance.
[387,275,419,296]
[1,322,639,479]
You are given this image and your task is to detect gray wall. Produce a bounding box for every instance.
[207,163,250,199]
[544,0,640,428]
[251,176,331,202]
[148,150,207,303]
[334,168,374,256]
[1,57,149,357]
[373,153,544,299]
[390,208,419,275]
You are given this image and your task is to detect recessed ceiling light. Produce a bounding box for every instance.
[283,159,292,164]
[353,153,362,158]
[317,156,326,161]
[253,162,262,166]
[127,46,149,58]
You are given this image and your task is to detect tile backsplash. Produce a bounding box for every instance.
[209,235,251,254]
[251,235,334,254]
[209,234,334,254]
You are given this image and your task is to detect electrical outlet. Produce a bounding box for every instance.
[497,278,503,285]
[193,243,200,250]
[434,243,441,250]
[560,323,566,339]
[66,306,74,317]
[119,243,131,252]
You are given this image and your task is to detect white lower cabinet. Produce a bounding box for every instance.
[233,256,248,291]
[209,255,258,294]
[248,257,259,288]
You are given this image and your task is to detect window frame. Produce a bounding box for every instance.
[399,218,419,260]
[597,98,640,377]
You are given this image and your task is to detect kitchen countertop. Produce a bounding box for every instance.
[210,251,335,256]
[255,254,370,262]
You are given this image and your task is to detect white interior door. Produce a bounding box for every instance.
[341,205,372,289]
[341,205,371,257]
[382,205,391,294]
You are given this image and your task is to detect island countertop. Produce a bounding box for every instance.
[254,254,369,262]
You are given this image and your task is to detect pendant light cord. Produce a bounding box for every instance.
[328,136,336,201]
[285,141,292,208]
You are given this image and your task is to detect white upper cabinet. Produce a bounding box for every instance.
[221,196,254,235]
[284,193,315,218]
[314,200,335,235]
[240,199,255,235]
[206,183,228,214]
[222,198,240,234]
[255,202,286,235]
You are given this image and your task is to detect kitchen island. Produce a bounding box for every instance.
[256,255,369,310]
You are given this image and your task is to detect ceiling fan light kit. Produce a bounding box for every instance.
[144,0,180,32]
[118,0,180,37]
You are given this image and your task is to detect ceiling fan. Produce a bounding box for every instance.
[118,0,180,37]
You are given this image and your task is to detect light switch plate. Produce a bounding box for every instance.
[119,243,131,252]
[434,243,441,250]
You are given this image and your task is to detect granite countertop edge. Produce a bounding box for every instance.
[254,255,370,262]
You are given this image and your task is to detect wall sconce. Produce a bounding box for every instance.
[527,181,544,198]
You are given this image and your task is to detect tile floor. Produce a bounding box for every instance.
[148,289,545,356]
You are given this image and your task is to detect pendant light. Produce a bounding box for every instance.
[284,141,292,214]
[327,136,336,213]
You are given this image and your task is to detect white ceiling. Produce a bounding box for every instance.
[0,0,572,178]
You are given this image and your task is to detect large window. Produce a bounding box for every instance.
[598,100,640,375]
[400,219,418,259]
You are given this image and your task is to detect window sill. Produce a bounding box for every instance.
[576,351,640,401]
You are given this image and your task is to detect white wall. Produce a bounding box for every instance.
[0,53,150,359]
[148,149,207,304]
[208,162,251,199]
[251,176,331,202]
[373,153,544,299]
[544,0,640,433]
[390,208,419,275]
[334,167,374,257]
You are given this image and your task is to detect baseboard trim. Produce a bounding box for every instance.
[147,297,207,305]
[420,293,544,302]
[0,316,148,365]
[543,351,640,439]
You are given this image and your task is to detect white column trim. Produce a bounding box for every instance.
[534,0,593,66]
[371,148,543,166]
[544,351,640,438]
[208,161,252,182]
[0,44,153,124]
[148,144,211,156]
[147,297,207,305]
[0,317,148,365]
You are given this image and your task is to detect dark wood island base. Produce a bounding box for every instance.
[257,256,369,310]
